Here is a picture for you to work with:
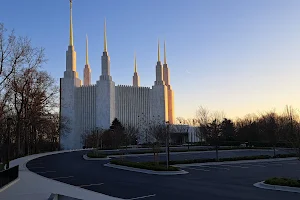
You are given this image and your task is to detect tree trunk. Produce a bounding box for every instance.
[16,121,21,157]
[216,145,219,161]
[273,145,276,157]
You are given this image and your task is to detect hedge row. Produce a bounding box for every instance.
[192,141,293,148]
[265,177,300,188]
[162,154,297,165]
[87,151,107,158]
[110,160,179,171]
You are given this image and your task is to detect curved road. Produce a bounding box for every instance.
[27,150,300,200]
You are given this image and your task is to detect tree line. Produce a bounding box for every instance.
[81,118,139,150]
[177,106,300,159]
[0,23,61,166]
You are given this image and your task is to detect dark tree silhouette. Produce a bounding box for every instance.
[220,118,235,141]
[204,119,222,161]
[109,118,125,148]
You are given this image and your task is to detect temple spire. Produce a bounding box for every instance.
[134,52,137,73]
[69,0,74,46]
[86,34,89,65]
[133,52,140,87]
[104,18,107,52]
[157,39,160,62]
[164,40,167,64]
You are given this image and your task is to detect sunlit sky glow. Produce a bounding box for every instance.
[2,0,300,119]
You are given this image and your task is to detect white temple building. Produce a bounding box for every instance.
[59,1,178,149]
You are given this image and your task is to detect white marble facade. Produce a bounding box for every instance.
[59,2,175,149]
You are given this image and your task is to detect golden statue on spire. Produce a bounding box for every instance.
[69,0,74,46]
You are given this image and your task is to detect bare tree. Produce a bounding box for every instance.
[144,119,167,163]
[201,110,225,161]
[283,106,300,159]
[124,124,139,149]
[195,106,211,142]
[0,23,45,87]
[259,112,279,157]
[0,23,63,161]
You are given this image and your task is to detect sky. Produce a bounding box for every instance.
[1,0,300,120]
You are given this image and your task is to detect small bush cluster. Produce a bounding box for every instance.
[265,177,300,188]
[110,160,179,171]
[273,153,297,158]
[87,151,107,158]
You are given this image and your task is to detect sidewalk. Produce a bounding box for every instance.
[0,149,121,200]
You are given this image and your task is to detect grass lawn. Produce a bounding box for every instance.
[110,160,179,171]
[265,177,300,188]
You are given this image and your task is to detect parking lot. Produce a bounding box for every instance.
[25,150,300,200]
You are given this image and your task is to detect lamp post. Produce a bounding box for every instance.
[6,117,13,169]
[165,121,170,170]
[187,126,190,151]
[96,128,99,149]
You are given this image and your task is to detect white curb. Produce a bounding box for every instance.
[104,163,189,175]
[254,181,300,194]
[83,154,111,161]
[0,178,20,193]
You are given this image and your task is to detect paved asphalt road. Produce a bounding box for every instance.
[26,150,300,200]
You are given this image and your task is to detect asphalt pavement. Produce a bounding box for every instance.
[26,150,300,200]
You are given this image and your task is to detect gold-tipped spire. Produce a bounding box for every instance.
[69,0,74,46]
[158,39,160,62]
[164,40,167,64]
[86,34,89,65]
[134,52,137,73]
[104,18,107,52]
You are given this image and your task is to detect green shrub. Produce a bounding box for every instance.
[87,151,107,158]
[110,160,179,171]
[265,177,300,188]
[0,163,4,171]
[273,153,297,158]
[163,155,276,165]
[220,155,272,161]
[162,154,297,165]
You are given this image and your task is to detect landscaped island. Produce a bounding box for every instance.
[110,160,179,171]
[87,151,107,158]
[107,154,297,172]
[265,177,300,188]
[165,154,297,165]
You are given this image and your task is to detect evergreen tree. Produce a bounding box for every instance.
[109,118,125,148]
